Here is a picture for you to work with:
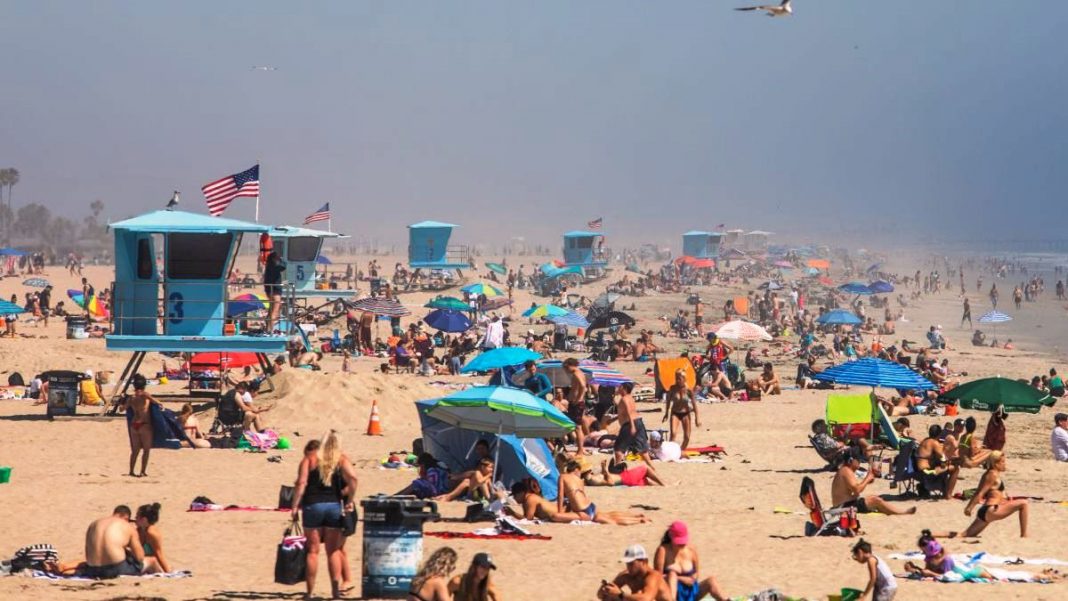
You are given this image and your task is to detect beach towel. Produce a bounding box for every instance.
[901,568,1052,584]
[243,429,279,450]
[890,551,1068,567]
[188,502,289,512]
[26,570,192,580]
[125,403,191,449]
[425,530,551,541]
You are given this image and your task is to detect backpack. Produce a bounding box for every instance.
[9,544,58,572]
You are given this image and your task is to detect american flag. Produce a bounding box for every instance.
[303,203,330,225]
[202,165,260,216]
[715,223,726,229]
[587,217,602,230]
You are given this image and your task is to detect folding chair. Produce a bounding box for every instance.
[799,476,858,537]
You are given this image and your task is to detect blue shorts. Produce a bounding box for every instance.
[302,501,342,529]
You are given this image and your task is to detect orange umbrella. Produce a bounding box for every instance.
[807,259,830,270]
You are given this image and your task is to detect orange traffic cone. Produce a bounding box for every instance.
[366,399,383,436]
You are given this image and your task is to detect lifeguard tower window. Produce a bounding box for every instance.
[136,239,153,279]
[167,233,233,280]
[572,237,594,249]
[287,237,320,262]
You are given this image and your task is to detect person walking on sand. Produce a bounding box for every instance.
[126,374,161,477]
[663,369,700,451]
[564,358,589,455]
[960,297,972,329]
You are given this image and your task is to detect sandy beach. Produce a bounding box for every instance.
[0,255,1066,601]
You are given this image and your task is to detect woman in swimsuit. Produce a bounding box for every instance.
[135,503,171,574]
[178,403,211,448]
[126,374,161,477]
[963,451,1029,537]
[407,546,457,601]
[652,521,728,601]
[663,369,699,451]
[557,461,649,525]
[508,479,594,523]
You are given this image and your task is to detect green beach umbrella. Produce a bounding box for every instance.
[485,262,507,276]
[424,296,470,311]
[942,377,1052,414]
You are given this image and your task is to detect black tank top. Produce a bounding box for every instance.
[302,465,342,506]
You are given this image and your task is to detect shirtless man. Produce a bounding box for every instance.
[750,362,781,396]
[832,448,916,516]
[663,369,700,451]
[80,506,145,578]
[614,382,655,468]
[702,363,732,400]
[126,374,161,477]
[563,358,589,455]
[915,425,959,497]
[558,460,648,525]
[598,545,672,601]
[436,458,494,502]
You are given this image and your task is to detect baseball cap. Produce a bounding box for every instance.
[621,544,648,563]
[472,552,497,570]
[667,521,689,545]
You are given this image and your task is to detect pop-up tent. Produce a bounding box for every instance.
[415,399,559,500]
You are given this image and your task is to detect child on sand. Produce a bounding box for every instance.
[851,538,897,601]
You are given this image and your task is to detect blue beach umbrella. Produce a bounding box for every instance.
[423,309,472,333]
[547,311,590,329]
[460,347,542,373]
[816,309,863,326]
[839,282,874,295]
[0,300,27,315]
[868,280,894,294]
[813,358,936,390]
[316,255,333,265]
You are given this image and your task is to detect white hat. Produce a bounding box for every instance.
[85,369,93,378]
[621,544,648,563]
[648,430,663,442]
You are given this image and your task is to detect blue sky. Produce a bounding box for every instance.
[2,1,1066,248]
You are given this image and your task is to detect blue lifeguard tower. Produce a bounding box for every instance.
[270,225,350,299]
[406,221,470,286]
[682,231,723,260]
[107,209,290,399]
[562,231,608,268]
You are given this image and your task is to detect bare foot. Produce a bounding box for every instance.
[906,507,918,514]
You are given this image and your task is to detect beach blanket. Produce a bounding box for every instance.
[890,551,1068,567]
[425,530,551,541]
[900,568,1052,584]
[188,502,289,512]
[26,570,192,581]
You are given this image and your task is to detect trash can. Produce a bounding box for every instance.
[65,316,88,339]
[360,495,439,599]
[43,370,88,419]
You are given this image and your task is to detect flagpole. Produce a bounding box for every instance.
[255,159,261,222]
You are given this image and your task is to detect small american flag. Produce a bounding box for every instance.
[587,217,602,230]
[303,203,330,225]
[715,223,726,229]
[202,165,260,216]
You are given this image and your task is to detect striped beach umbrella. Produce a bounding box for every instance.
[346,297,411,317]
[978,310,1012,324]
[547,310,590,329]
[425,386,574,439]
[813,358,936,390]
[531,359,632,388]
[522,304,569,319]
[460,282,503,298]
[711,320,772,341]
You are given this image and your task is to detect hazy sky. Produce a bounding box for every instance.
[3,1,1066,249]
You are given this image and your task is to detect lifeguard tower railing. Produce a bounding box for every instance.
[107,280,296,353]
[408,244,471,269]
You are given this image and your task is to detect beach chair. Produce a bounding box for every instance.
[890,439,921,496]
[210,389,245,435]
[799,476,858,537]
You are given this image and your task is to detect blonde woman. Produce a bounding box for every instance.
[963,450,1029,537]
[408,547,458,601]
[291,431,359,599]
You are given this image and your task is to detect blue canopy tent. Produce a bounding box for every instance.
[416,399,561,500]
[816,309,863,325]
[839,282,874,295]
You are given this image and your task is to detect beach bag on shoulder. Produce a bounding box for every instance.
[274,519,307,585]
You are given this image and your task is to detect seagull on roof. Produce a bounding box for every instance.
[251,65,278,71]
[166,190,180,210]
[735,0,792,17]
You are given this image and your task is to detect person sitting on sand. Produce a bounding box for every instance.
[397,453,451,499]
[408,547,458,601]
[296,350,324,370]
[79,370,104,406]
[450,552,501,601]
[810,419,875,464]
[702,362,733,400]
[598,545,672,601]
[958,416,991,468]
[134,503,171,574]
[436,458,495,502]
[178,403,211,448]
[915,424,959,498]
[831,448,917,516]
[77,505,145,578]
[963,450,1029,538]
[653,521,729,601]
[850,538,897,601]
[747,362,781,399]
[557,460,650,525]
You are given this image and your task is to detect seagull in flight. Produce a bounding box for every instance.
[251,65,278,71]
[735,0,792,17]
[166,190,180,210]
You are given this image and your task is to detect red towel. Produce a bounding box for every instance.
[425,531,551,541]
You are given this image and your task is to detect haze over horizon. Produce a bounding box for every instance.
[3,1,1066,251]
